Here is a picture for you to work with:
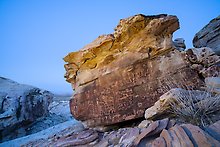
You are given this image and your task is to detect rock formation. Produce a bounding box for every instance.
[2,118,220,146]
[193,15,220,55]
[205,77,220,94]
[173,38,186,51]
[186,47,220,78]
[1,14,220,147]
[0,120,85,147]
[0,77,53,142]
[64,14,204,127]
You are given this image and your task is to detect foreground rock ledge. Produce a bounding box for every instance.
[64,14,203,127]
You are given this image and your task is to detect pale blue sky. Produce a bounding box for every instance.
[0,0,220,94]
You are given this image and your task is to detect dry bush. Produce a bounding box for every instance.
[158,77,220,127]
[169,89,220,127]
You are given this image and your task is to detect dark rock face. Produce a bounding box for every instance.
[0,77,53,142]
[64,14,204,127]
[70,50,203,127]
[193,15,220,55]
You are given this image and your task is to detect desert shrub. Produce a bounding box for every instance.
[169,89,220,127]
[157,77,220,127]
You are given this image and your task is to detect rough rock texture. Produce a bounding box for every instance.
[193,15,220,55]
[0,94,74,142]
[49,100,73,121]
[0,77,53,142]
[205,77,220,94]
[0,120,84,147]
[181,124,220,146]
[138,119,152,128]
[3,119,220,147]
[186,47,220,78]
[173,38,186,51]
[64,14,179,89]
[20,100,74,137]
[206,119,220,142]
[64,14,204,127]
[136,120,220,147]
[133,118,169,146]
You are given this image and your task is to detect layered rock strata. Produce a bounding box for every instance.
[3,119,220,147]
[64,14,203,127]
[193,15,220,55]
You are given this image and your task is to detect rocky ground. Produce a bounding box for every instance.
[0,77,79,143]
[1,14,220,146]
[2,118,220,146]
[21,97,75,137]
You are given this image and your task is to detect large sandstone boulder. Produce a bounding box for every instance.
[0,77,53,142]
[64,14,203,127]
[193,15,220,55]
